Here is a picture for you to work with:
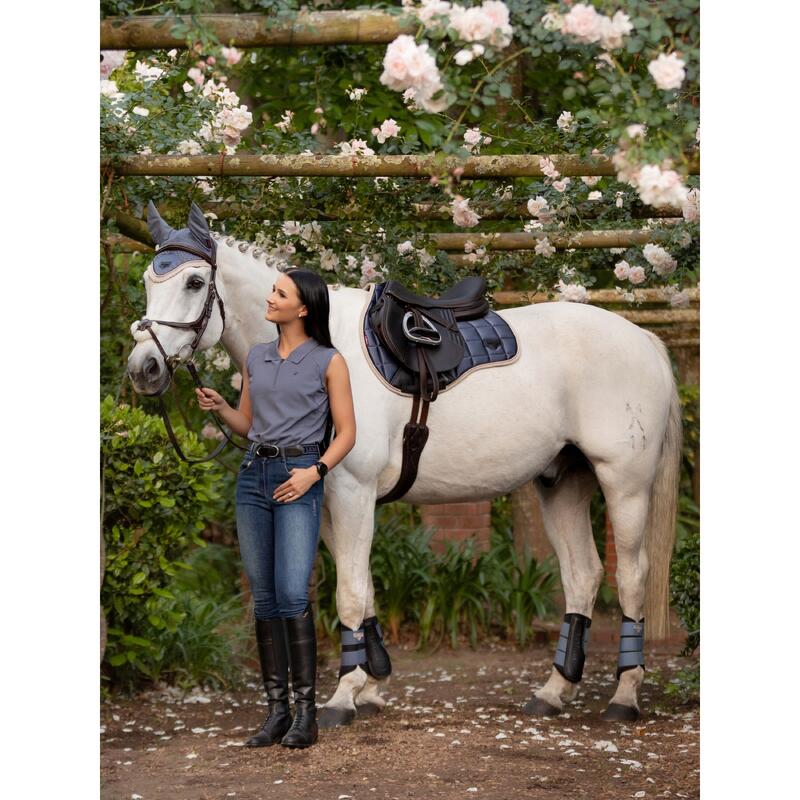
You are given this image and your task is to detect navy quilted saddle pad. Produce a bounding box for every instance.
[363,281,519,396]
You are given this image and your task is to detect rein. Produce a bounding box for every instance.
[135,242,247,464]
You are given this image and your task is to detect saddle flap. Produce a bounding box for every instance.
[369,291,465,374]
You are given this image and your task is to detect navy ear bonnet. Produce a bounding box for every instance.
[147,200,217,276]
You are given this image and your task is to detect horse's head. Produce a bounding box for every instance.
[127,201,225,396]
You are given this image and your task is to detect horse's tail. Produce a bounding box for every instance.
[642,331,683,640]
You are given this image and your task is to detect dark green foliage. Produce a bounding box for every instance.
[315,507,560,650]
[101,395,245,691]
[670,520,699,655]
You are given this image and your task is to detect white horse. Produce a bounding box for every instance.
[127,209,681,726]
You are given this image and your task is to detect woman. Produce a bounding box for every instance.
[195,268,356,749]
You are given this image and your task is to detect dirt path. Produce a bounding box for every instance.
[101,642,699,800]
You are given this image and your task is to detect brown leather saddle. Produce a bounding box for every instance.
[368,276,492,504]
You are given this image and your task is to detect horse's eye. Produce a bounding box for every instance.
[186,277,205,290]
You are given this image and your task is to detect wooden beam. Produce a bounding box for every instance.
[149,198,683,221]
[101,10,417,50]
[101,152,700,178]
[493,288,698,305]
[439,229,674,251]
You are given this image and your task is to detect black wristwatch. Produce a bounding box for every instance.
[314,461,329,478]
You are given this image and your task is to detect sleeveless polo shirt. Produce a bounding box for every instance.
[245,337,338,447]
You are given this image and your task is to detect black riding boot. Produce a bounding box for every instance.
[245,617,293,747]
[281,604,319,749]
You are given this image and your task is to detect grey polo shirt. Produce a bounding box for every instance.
[245,337,338,447]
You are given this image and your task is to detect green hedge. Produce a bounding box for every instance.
[101,395,240,691]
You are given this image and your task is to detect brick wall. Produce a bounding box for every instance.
[419,501,492,555]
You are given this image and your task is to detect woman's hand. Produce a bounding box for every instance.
[195,386,229,413]
[274,467,320,503]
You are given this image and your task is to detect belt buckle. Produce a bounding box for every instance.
[266,443,280,458]
[257,443,280,458]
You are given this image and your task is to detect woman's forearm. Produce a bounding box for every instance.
[219,404,252,437]
[319,429,356,472]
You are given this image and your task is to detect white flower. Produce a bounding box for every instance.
[397,240,415,256]
[300,222,322,244]
[336,139,376,156]
[562,3,603,44]
[539,157,560,180]
[464,240,476,253]
[682,188,699,222]
[642,244,677,276]
[464,127,483,146]
[132,106,149,117]
[451,196,481,227]
[614,260,631,280]
[556,279,588,302]
[598,11,633,50]
[374,118,401,144]
[100,80,124,100]
[182,81,194,93]
[527,196,549,217]
[541,11,563,31]
[347,87,368,101]
[282,221,301,236]
[187,67,205,86]
[177,139,203,155]
[418,249,436,267]
[669,289,690,308]
[595,52,614,69]
[615,191,624,208]
[648,52,686,91]
[535,237,555,257]
[134,60,164,83]
[380,35,448,113]
[100,50,126,78]
[625,124,647,139]
[201,422,225,441]
[221,46,242,65]
[552,178,571,193]
[587,191,602,200]
[628,266,646,284]
[230,373,243,391]
[416,0,452,26]
[557,111,575,132]
[455,49,475,66]
[275,110,294,133]
[581,176,600,187]
[320,249,339,271]
[210,349,231,371]
[636,164,689,208]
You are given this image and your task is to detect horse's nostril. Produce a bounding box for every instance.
[144,356,160,379]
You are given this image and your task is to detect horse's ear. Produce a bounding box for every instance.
[147,200,174,246]
[188,202,213,250]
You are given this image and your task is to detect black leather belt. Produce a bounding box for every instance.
[252,442,320,458]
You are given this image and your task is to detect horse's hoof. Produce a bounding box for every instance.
[356,702,383,718]
[602,703,640,722]
[523,696,561,717]
[317,706,356,729]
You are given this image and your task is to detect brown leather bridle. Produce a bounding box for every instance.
[134,241,246,463]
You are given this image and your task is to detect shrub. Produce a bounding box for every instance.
[670,505,700,655]
[101,395,228,691]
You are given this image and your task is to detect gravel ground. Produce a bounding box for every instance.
[101,640,699,800]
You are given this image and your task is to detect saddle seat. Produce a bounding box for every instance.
[383,275,489,311]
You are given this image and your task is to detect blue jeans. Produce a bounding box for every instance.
[235,443,324,620]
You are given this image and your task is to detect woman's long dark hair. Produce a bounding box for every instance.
[277,268,334,347]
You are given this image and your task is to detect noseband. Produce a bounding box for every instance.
[135,242,245,463]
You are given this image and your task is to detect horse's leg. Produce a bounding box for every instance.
[317,471,380,728]
[353,569,388,718]
[524,457,604,717]
[595,474,651,722]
